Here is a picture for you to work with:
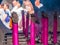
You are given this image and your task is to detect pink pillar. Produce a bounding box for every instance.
[12,23,18,45]
[41,18,44,43]
[30,20,35,45]
[41,18,48,45]
[27,40,31,45]
[35,23,40,37]
[22,10,25,34]
[25,12,29,37]
[53,18,57,44]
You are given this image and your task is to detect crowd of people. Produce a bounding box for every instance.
[0,0,43,31]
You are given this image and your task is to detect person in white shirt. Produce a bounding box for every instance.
[11,1,23,31]
[23,0,35,27]
[11,0,20,13]
[4,3,11,17]
[0,4,7,22]
[0,4,6,19]
[0,4,11,29]
[23,0,34,15]
[15,2,24,31]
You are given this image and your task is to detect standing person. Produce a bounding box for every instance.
[2,3,11,29]
[0,4,7,22]
[15,1,23,31]
[4,3,12,28]
[23,0,34,15]
[11,0,23,31]
[34,0,45,42]
[11,0,22,30]
[11,0,20,13]
[34,0,44,24]
[23,0,35,26]
[1,0,13,10]
[35,0,44,18]
[0,3,11,29]
[35,0,43,8]
[3,3,11,22]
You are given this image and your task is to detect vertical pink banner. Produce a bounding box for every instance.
[53,18,57,44]
[30,20,35,45]
[41,18,48,45]
[12,23,18,45]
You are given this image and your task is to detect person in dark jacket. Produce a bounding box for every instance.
[30,0,46,43]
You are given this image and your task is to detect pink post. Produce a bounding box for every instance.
[25,12,29,37]
[12,12,19,45]
[12,23,18,45]
[53,17,57,44]
[41,17,48,45]
[44,18,48,45]
[22,10,25,34]
[41,18,44,43]
[27,40,31,45]
[30,20,35,45]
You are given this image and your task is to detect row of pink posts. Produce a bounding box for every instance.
[12,10,57,45]
[22,10,35,45]
[41,13,57,45]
